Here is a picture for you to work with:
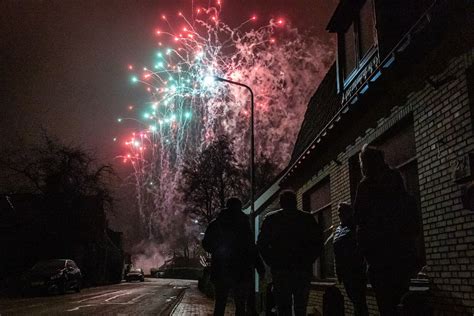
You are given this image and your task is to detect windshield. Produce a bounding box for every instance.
[32,260,66,271]
[130,269,142,273]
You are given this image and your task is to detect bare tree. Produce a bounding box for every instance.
[180,135,279,226]
[180,135,244,225]
[253,154,279,195]
[0,134,116,211]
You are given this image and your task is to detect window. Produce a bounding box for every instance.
[340,0,376,80]
[359,0,376,57]
[344,23,357,77]
[303,178,335,279]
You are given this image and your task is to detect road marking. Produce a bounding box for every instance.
[165,295,178,302]
[104,292,131,302]
[74,289,124,301]
[129,293,151,303]
[74,290,125,303]
[66,304,94,311]
[66,302,141,312]
[67,291,152,312]
[66,294,152,313]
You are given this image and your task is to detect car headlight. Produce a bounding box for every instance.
[51,273,63,280]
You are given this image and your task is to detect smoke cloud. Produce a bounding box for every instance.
[118,10,334,268]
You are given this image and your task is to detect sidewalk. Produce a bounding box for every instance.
[171,283,235,316]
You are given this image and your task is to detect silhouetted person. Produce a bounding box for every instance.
[202,197,265,316]
[333,203,368,316]
[257,190,323,316]
[354,145,418,316]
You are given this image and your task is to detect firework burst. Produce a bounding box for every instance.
[116,3,333,246]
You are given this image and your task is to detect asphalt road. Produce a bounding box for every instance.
[0,278,192,316]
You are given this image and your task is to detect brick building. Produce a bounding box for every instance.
[248,0,474,314]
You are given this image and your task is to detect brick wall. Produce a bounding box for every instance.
[307,289,324,315]
[293,49,474,315]
[412,50,474,315]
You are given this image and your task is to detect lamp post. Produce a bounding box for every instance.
[212,76,255,226]
[209,75,258,313]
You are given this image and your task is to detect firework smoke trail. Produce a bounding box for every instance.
[116,4,333,256]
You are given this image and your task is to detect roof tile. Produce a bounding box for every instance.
[290,63,341,164]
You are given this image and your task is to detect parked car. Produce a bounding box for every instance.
[125,268,145,282]
[23,259,82,294]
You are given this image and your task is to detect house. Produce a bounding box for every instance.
[247,0,474,314]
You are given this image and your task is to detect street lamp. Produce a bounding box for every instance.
[208,75,255,228]
[207,75,258,312]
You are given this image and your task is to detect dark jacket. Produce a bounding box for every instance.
[257,208,323,274]
[202,208,264,284]
[354,167,418,270]
[333,224,366,282]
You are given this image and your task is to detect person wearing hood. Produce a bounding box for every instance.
[354,144,418,316]
[202,197,265,316]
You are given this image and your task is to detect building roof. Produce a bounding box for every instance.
[326,0,363,32]
[247,0,470,207]
[289,63,341,165]
[243,65,339,215]
[281,0,469,185]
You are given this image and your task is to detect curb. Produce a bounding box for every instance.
[162,286,187,316]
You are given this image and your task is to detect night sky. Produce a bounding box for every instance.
[1,0,337,161]
[1,0,337,254]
